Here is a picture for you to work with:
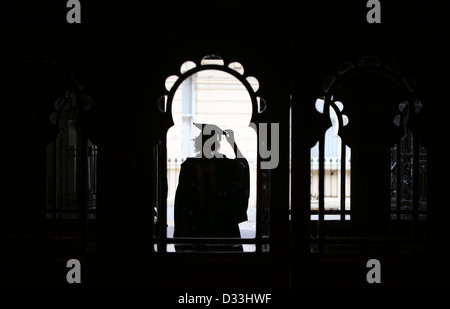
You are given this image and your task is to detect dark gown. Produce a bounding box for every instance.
[173,156,250,252]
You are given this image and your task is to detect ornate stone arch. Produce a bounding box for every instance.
[152,54,272,253]
[0,60,96,251]
[310,55,426,254]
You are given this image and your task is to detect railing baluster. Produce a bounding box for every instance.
[318,135,325,254]
[340,145,346,221]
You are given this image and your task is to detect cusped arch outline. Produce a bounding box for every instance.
[158,54,267,131]
[318,55,422,144]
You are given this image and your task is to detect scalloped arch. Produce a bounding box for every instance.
[318,56,421,141]
[159,55,266,129]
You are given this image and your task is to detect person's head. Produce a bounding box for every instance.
[193,123,224,158]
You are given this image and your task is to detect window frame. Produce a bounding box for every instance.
[152,56,272,254]
[307,57,427,254]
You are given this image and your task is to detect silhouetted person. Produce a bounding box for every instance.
[174,123,249,252]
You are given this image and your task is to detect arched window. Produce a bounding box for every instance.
[311,97,351,222]
[153,55,271,253]
[47,85,97,252]
[390,98,427,249]
[310,95,351,253]
[309,56,427,254]
[0,62,97,253]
